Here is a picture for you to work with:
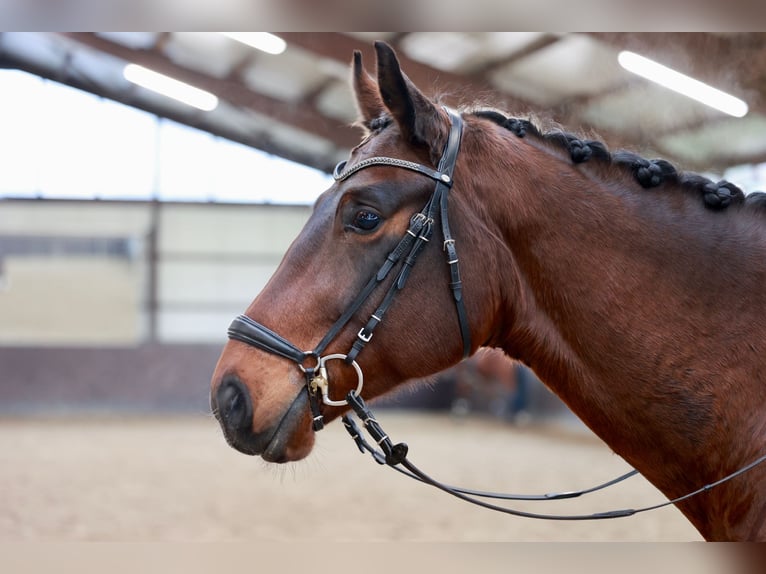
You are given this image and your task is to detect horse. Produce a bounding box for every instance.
[443,347,526,420]
[210,41,766,541]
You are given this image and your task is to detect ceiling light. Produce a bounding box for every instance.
[618,50,748,118]
[123,64,219,111]
[221,32,287,55]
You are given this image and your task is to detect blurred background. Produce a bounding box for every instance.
[2,32,763,542]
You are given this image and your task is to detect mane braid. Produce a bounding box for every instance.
[470,109,763,215]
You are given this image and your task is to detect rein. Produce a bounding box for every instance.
[341,391,766,521]
[226,107,766,521]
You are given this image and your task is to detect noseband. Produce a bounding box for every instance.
[226,107,470,430]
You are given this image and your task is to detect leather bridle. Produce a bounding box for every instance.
[225,107,766,521]
[227,107,470,431]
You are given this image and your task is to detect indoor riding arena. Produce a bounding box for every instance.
[2,33,765,548]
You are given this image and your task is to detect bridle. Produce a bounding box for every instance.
[227,107,470,431]
[225,107,766,521]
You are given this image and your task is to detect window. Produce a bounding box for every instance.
[0,69,332,204]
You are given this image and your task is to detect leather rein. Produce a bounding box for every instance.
[226,107,766,521]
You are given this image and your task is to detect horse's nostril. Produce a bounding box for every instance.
[216,378,253,431]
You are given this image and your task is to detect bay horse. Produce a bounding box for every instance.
[211,42,766,541]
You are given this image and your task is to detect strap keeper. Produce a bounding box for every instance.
[342,415,366,454]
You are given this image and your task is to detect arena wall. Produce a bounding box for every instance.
[0,198,311,346]
[0,198,568,420]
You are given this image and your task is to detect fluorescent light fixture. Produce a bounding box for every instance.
[123,64,219,111]
[222,32,287,55]
[618,50,748,118]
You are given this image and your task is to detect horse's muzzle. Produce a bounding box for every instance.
[212,376,311,462]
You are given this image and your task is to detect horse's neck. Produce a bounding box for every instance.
[483,156,766,536]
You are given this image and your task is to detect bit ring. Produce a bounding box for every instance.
[317,354,364,406]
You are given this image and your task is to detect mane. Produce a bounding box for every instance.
[470,109,766,216]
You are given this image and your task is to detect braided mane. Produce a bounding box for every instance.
[471,109,766,215]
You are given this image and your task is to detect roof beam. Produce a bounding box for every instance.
[0,50,339,172]
[278,31,545,115]
[279,32,488,103]
[61,33,362,152]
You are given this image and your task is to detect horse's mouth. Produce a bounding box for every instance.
[213,382,314,463]
[261,390,312,462]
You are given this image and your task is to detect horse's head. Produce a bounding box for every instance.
[210,42,500,462]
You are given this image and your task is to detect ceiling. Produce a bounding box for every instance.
[1,32,765,175]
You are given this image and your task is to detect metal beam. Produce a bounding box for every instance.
[61,33,361,152]
[1,51,340,173]
[7,32,757,174]
[279,32,488,103]
[278,31,552,116]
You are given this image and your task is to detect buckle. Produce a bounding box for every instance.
[357,327,373,343]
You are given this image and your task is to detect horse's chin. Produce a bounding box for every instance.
[220,388,315,463]
[261,393,315,463]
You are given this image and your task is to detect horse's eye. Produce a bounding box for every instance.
[352,210,382,231]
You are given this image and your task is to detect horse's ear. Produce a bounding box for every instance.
[374,41,444,147]
[352,50,385,127]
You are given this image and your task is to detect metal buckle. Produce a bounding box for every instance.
[357,327,373,343]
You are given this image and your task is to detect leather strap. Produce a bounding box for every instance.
[228,315,306,364]
[436,108,471,358]
[342,391,766,521]
[334,156,452,185]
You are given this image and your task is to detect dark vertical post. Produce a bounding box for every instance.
[146,199,160,343]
